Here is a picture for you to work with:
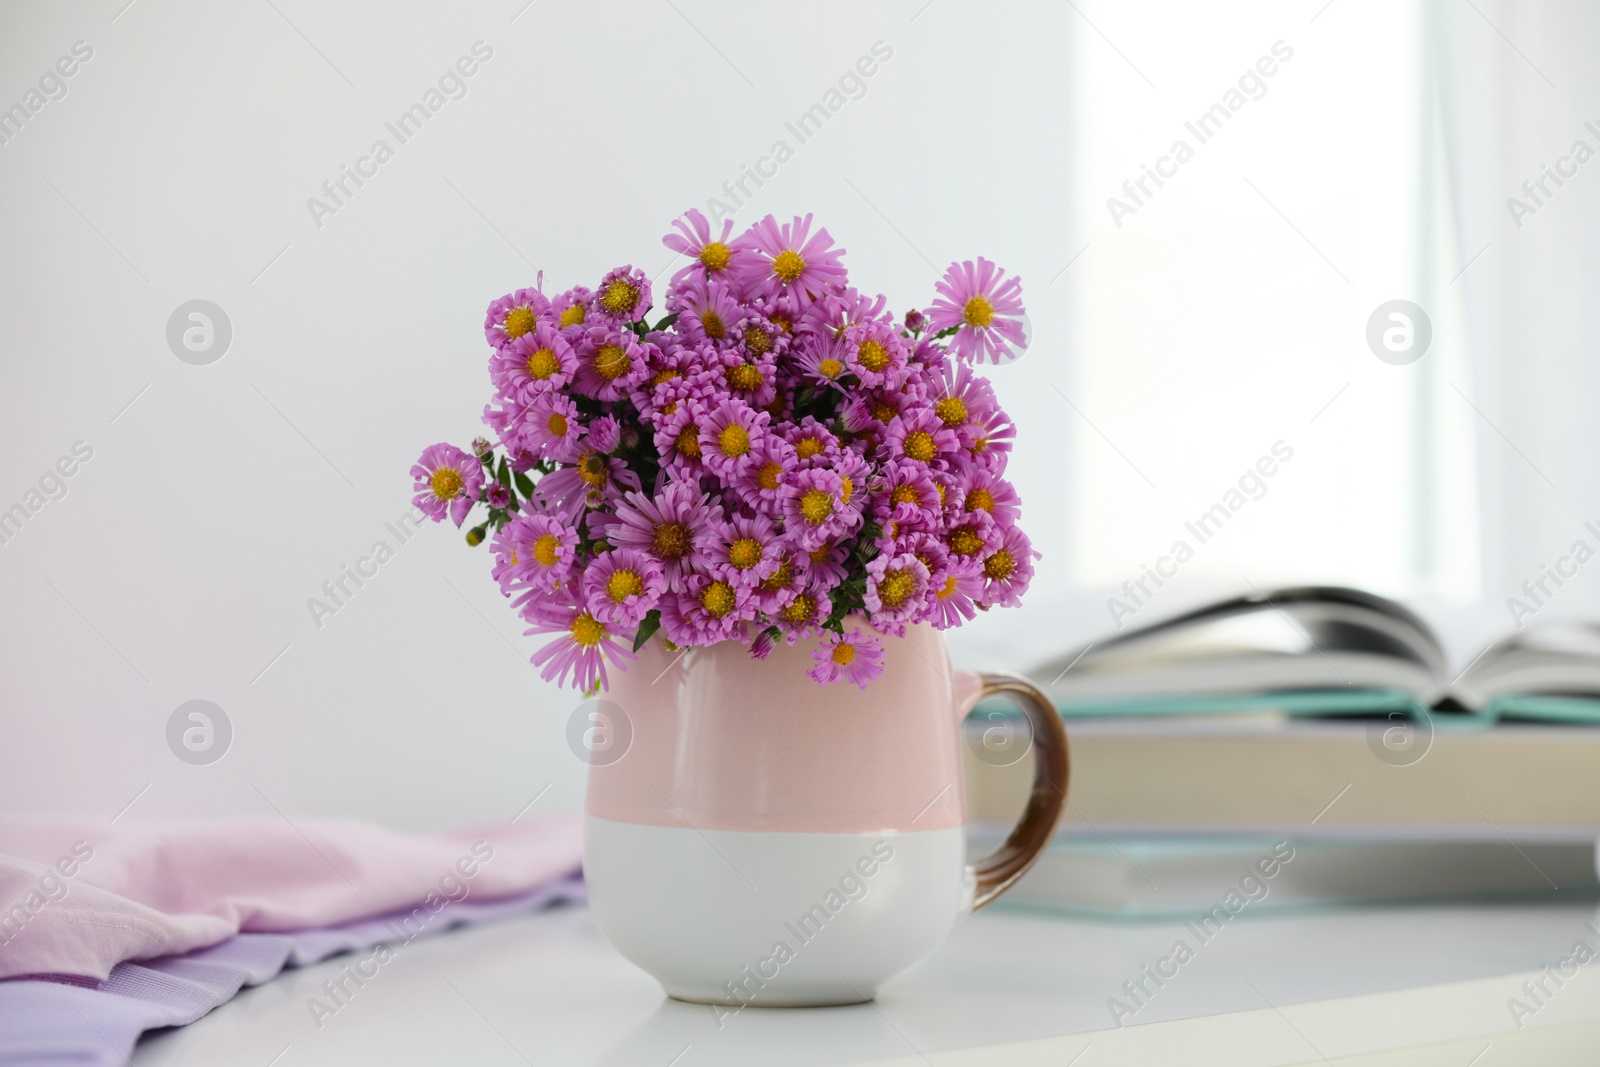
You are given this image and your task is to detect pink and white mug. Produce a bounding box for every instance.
[582,620,1069,1007]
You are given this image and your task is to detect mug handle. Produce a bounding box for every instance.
[965,671,1070,911]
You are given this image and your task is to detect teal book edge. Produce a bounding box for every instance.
[975,688,1600,727]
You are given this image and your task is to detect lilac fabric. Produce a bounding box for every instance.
[0,876,585,1067]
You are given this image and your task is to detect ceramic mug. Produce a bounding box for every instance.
[581,620,1070,1007]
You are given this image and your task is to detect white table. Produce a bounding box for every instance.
[127,899,1600,1066]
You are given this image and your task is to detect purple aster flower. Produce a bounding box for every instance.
[883,408,961,467]
[840,384,912,439]
[734,213,847,304]
[707,513,783,589]
[796,540,850,590]
[573,327,650,402]
[957,467,1023,528]
[536,449,642,522]
[927,361,999,444]
[654,400,713,481]
[781,467,862,550]
[732,433,795,517]
[978,524,1036,609]
[773,585,832,643]
[784,416,842,469]
[716,348,778,409]
[863,551,933,637]
[749,547,803,612]
[699,397,770,481]
[943,509,998,566]
[485,288,552,350]
[583,548,666,627]
[663,208,741,287]
[841,321,909,388]
[591,265,652,323]
[904,308,926,335]
[659,573,751,646]
[411,443,483,525]
[600,481,723,593]
[552,286,593,336]
[521,392,587,462]
[872,459,944,531]
[490,323,577,401]
[668,273,742,345]
[492,512,579,594]
[524,587,637,692]
[925,258,1027,364]
[807,627,886,689]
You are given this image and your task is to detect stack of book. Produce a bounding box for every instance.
[966,587,1600,916]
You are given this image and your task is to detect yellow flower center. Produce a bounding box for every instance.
[799,488,834,525]
[966,487,995,513]
[594,344,631,380]
[935,396,968,426]
[718,423,751,458]
[548,412,568,436]
[701,310,727,339]
[560,304,586,328]
[569,612,605,646]
[890,484,920,507]
[578,452,609,487]
[831,642,856,666]
[795,437,824,460]
[430,467,463,500]
[877,569,916,608]
[728,537,763,570]
[757,461,783,491]
[949,526,985,556]
[533,534,561,567]
[840,476,853,504]
[771,314,793,334]
[780,593,814,624]
[526,347,560,379]
[904,430,937,462]
[745,327,773,355]
[759,560,794,593]
[935,482,948,505]
[654,522,689,559]
[872,403,896,424]
[818,358,845,379]
[963,295,995,328]
[699,241,732,271]
[606,568,644,603]
[772,249,806,283]
[936,575,958,599]
[653,369,681,387]
[504,306,537,339]
[857,340,890,372]
[808,545,832,562]
[599,279,640,316]
[700,580,736,618]
[676,428,702,459]
[984,549,1016,580]
[726,363,764,393]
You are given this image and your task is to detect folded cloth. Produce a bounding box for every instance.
[0,815,583,981]
[0,875,586,1067]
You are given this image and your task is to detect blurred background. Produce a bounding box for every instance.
[2,0,1597,831]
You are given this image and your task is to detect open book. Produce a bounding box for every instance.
[1030,586,1600,722]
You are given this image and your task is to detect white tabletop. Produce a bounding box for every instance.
[128,898,1600,1066]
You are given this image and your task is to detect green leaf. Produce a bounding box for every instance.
[653,312,680,331]
[513,471,536,497]
[632,610,662,652]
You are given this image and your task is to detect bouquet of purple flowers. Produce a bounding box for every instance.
[412,210,1035,692]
